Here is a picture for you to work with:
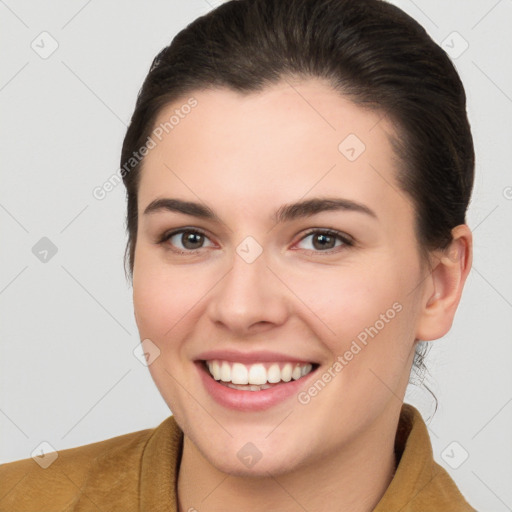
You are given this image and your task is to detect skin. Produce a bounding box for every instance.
[131,77,472,512]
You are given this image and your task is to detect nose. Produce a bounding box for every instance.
[206,247,290,336]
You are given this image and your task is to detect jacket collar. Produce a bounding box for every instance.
[373,403,473,511]
[136,403,473,511]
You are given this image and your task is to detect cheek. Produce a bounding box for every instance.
[134,290,183,343]
[290,258,401,335]
[290,255,414,368]
[132,255,196,340]
[132,249,220,345]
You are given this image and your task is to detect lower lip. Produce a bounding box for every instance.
[196,361,318,412]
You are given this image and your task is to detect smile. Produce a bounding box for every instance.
[204,360,315,391]
[194,349,321,411]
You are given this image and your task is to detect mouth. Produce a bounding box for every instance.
[200,359,320,391]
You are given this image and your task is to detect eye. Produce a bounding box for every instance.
[158,228,215,253]
[295,229,353,253]
[157,227,353,255]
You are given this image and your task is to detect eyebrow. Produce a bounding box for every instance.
[143,197,377,223]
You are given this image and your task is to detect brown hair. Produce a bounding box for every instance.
[120,0,475,398]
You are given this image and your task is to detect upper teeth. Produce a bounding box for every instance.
[206,360,314,385]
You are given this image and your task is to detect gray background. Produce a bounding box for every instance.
[1,0,511,510]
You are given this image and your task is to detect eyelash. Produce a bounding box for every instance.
[156,227,355,256]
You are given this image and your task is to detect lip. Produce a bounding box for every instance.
[195,359,320,412]
[195,349,319,365]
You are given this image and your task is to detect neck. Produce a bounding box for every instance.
[177,402,401,512]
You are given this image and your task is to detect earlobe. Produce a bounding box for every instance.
[415,224,473,341]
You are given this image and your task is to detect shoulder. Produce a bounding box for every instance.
[407,458,476,511]
[374,404,476,511]
[0,426,155,512]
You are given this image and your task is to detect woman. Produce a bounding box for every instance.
[0,0,475,510]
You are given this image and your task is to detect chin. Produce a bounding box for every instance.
[195,435,309,478]
[210,451,300,478]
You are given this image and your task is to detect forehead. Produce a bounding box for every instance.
[151,79,392,150]
[138,78,411,224]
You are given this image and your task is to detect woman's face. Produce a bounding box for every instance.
[132,78,431,475]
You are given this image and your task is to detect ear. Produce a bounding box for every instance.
[415,224,473,341]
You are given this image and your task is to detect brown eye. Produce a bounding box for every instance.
[296,229,353,252]
[180,231,205,249]
[311,232,337,250]
[162,229,215,252]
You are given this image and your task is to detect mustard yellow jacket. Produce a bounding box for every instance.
[0,404,475,511]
